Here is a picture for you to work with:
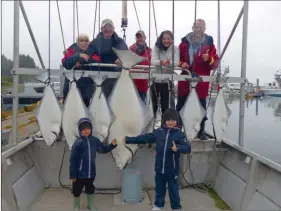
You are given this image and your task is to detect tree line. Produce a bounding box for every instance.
[1,54,38,83]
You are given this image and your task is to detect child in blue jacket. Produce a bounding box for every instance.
[124,108,191,211]
[69,117,117,210]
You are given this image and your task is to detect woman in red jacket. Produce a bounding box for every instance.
[129,30,152,102]
[177,19,219,140]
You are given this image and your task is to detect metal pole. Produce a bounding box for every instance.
[217,0,221,75]
[212,6,244,76]
[11,0,20,146]
[121,0,128,27]
[238,0,249,147]
[19,1,45,69]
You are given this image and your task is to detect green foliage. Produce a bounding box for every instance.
[1,54,38,83]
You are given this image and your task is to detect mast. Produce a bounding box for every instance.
[121,0,128,41]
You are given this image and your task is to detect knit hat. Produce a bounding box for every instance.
[163,108,179,123]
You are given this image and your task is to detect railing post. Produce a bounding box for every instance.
[238,0,249,147]
[11,0,20,146]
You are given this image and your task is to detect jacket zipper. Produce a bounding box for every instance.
[79,159,83,172]
[173,154,175,169]
[87,138,91,178]
[162,129,170,174]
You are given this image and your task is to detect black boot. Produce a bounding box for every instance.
[197,119,208,140]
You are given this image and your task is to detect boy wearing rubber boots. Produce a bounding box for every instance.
[69,118,117,210]
[123,108,191,211]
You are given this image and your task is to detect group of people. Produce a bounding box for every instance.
[67,17,219,211]
[62,18,219,141]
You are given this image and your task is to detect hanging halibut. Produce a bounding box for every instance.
[62,71,88,149]
[35,71,62,147]
[179,81,207,140]
[211,87,231,144]
[108,48,148,170]
[88,75,113,143]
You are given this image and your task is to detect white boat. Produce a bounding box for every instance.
[261,70,281,97]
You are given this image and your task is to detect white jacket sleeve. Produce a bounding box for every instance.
[151,47,161,66]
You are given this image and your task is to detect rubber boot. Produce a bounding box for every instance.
[197,119,208,140]
[73,197,80,210]
[87,194,99,211]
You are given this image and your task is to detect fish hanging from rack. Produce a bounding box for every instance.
[35,70,62,147]
[179,79,207,140]
[143,77,155,133]
[107,48,149,170]
[211,84,231,144]
[61,69,88,150]
[88,75,113,144]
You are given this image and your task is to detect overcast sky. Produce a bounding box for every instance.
[1,1,281,84]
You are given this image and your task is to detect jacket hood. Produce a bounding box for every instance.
[78,117,93,138]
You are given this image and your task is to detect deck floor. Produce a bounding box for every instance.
[30,187,219,211]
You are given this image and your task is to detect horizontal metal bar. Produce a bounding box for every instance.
[84,63,183,70]
[2,138,34,159]
[12,68,247,83]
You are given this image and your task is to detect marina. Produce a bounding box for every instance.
[1,1,281,211]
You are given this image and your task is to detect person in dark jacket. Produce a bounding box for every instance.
[90,19,128,98]
[129,30,152,102]
[62,34,100,107]
[177,19,219,140]
[123,108,191,211]
[69,117,117,210]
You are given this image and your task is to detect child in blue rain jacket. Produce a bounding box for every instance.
[69,117,117,210]
[123,108,191,211]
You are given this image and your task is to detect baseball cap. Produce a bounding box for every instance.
[135,30,146,38]
[101,19,114,27]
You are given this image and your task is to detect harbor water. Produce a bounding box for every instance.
[206,96,281,164]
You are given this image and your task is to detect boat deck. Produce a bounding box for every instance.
[30,187,219,211]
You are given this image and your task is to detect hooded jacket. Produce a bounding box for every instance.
[69,118,116,179]
[125,125,191,176]
[177,33,219,99]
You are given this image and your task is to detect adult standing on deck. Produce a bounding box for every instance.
[90,19,128,98]
[176,19,219,140]
[129,30,152,102]
[151,30,180,121]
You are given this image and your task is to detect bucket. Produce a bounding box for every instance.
[120,168,143,204]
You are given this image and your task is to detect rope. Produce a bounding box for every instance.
[73,0,75,43]
[48,0,51,84]
[56,0,66,52]
[93,0,98,39]
[133,0,141,30]
[75,0,79,36]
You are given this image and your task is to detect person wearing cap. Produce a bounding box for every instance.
[151,30,180,119]
[176,19,219,140]
[129,30,152,102]
[61,33,100,107]
[90,19,128,98]
[120,108,191,211]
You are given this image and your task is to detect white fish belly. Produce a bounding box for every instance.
[36,84,62,147]
[108,121,139,170]
[143,88,155,133]
[212,90,231,143]
[62,82,88,149]
[89,87,113,143]
[180,89,206,140]
[108,70,147,169]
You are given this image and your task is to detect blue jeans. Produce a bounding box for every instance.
[154,172,181,210]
